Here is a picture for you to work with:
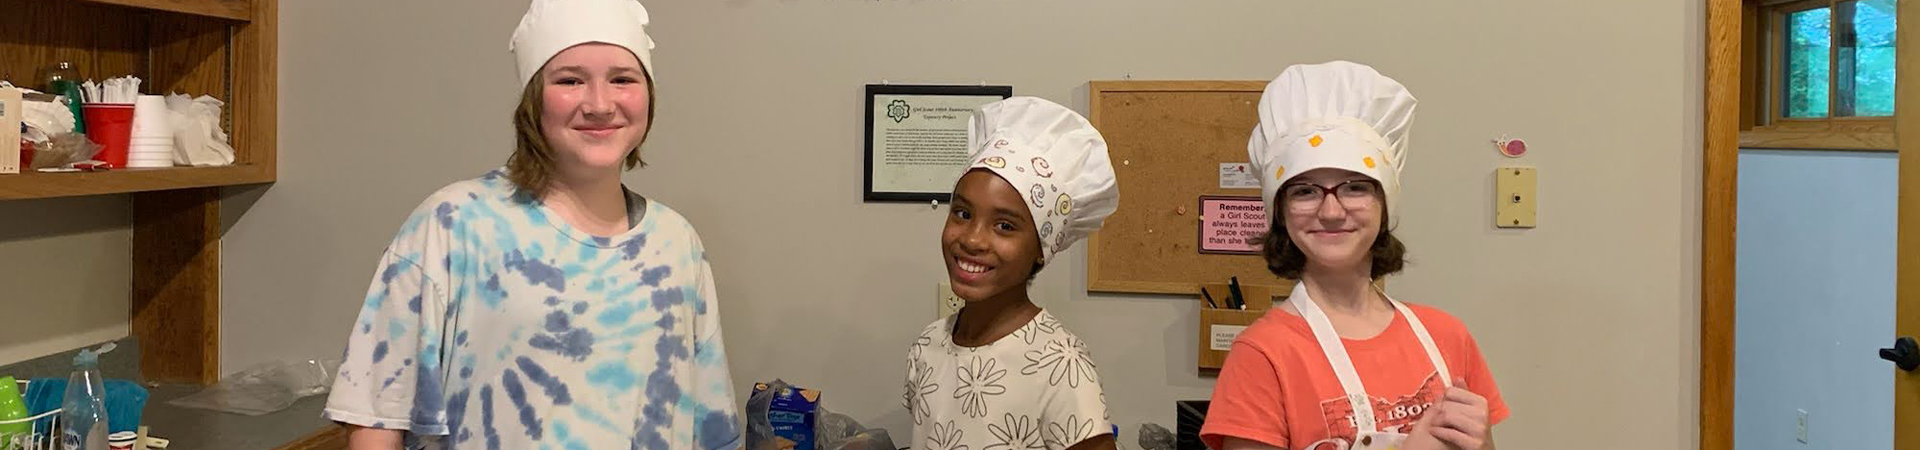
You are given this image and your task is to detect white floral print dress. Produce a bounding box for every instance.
[904,310,1112,450]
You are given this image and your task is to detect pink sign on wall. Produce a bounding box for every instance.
[1198,196,1267,255]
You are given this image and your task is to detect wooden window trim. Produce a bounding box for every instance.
[1741,0,1898,151]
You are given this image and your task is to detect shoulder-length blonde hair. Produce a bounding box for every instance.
[504,74,657,198]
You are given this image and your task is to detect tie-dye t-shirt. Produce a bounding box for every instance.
[324,169,743,450]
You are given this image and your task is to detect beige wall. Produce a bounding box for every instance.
[0,196,131,364]
[225,0,1705,448]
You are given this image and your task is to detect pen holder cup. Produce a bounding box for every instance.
[1198,283,1274,371]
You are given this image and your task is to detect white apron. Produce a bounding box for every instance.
[1288,283,1451,450]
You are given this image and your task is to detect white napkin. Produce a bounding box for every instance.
[164,93,234,166]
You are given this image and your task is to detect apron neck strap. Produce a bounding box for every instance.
[1288,282,1452,434]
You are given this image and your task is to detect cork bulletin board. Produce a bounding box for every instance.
[1085,81,1295,295]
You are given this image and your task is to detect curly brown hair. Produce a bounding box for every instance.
[505,74,656,198]
[1260,214,1408,281]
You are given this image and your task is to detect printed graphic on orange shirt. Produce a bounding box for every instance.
[1305,371,1446,450]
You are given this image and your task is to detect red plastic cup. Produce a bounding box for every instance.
[82,103,136,167]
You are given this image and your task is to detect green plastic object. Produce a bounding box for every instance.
[0,376,31,442]
[43,62,84,135]
[51,80,85,134]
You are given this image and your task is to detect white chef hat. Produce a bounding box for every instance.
[509,0,656,85]
[960,97,1119,266]
[1247,61,1416,228]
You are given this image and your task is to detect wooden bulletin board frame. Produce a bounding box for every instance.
[1086,81,1294,295]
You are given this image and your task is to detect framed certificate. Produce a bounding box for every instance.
[863,84,1013,202]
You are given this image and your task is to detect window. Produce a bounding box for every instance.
[1745,0,1897,150]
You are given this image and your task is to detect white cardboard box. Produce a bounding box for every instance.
[0,87,21,174]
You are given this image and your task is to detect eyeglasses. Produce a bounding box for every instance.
[1280,179,1381,213]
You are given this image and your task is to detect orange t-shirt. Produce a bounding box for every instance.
[1200,302,1508,450]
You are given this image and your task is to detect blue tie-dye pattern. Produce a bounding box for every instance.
[526,205,551,226]
[447,387,472,443]
[586,361,639,393]
[481,386,501,450]
[501,369,543,439]
[560,263,587,279]
[505,250,567,292]
[381,365,404,390]
[572,405,624,435]
[698,411,740,450]
[605,280,643,301]
[692,286,707,316]
[694,338,723,366]
[372,341,390,363]
[389,318,409,337]
[382,262,408,284]
[529,328,595,361]
[595,301,640,327]
[482,274,507,308]
[635,311,685,450]
[620,236,646,260]
[461,354,478,380]
[650,288,683,311]
[398,213,427,239]
[515,356,573,405]
[329,171,740,449]
[559,422,593,450]
[410,358,448,432]
[638,266,671,287]
[437,202,459,228]
[365,289,388,310]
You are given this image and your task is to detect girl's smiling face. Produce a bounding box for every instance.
[942,170,1043,302]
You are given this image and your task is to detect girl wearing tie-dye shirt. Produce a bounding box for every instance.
[324,1,742,449]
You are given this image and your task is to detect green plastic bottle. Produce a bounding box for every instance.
[0,376,30,447]
[41,62,84,134]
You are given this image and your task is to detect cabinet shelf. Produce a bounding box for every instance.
[0,164,270,199]
[71,0,253,21]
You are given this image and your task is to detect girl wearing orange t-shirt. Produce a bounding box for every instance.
[1200,62,1509,450]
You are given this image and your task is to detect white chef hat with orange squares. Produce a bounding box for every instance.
[1247,61,1417,228]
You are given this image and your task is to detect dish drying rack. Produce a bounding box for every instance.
[0,379,61,450]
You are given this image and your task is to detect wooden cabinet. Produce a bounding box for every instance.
[2,0,279,385]
[0,0,277,200]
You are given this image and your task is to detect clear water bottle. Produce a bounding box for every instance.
[58,348,108,450]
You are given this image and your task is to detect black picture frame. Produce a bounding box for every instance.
[863,84,1013,202]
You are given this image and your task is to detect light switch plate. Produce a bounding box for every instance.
[937,281,965,317]
[1495,167,1537,228]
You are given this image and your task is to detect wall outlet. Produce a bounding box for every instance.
[937,281,965,317]
[1789,409,1804,444]
[1796,409,1808,443]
